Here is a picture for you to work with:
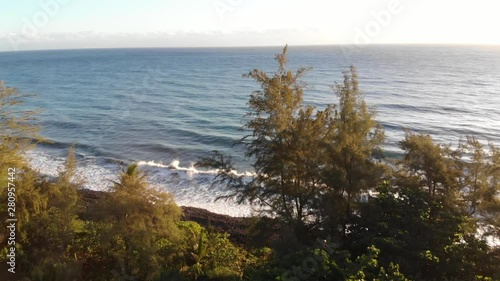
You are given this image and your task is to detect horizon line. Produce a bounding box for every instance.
[2,42,500,53]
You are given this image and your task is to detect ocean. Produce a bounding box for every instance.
[0,45,499,216]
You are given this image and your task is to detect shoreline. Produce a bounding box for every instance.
[26,148,255,217]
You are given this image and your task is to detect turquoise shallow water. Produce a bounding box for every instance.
[1,45,499,215]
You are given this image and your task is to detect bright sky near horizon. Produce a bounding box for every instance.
[0,0,499,51]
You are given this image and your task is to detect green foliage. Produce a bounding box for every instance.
[199,46,322,232]
[396,132,499,242]
[0,148,84,281]
[460,137,500,237]
[0,81,41,223]
[84,164,182,280]
[0,81,40,169]
[176,221,258,281]
[352,151,499,280]
[398,131,461,202]
[195,47,499,280]
[198,48,385,246]
[320,66,385,243]
[249,241,408,281]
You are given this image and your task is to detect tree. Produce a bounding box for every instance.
[175,221,255,280]
[198,48,385,246]
[351,180,499,280]
[0,81,48,279]
[85,164,182,280]
[397,132,500,239]
[249,241,409,281]
[0,147,85,280]
[459,137,500,238]
[483,142,500,237]
[22,148,84,280]
[0,81,40,173]
[398,131,461,202]
[320,66,385,243]
[198,46,328,241]
[0,81,41,226]
[351,134,500,281]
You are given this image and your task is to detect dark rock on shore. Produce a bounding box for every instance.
[180,206,254,246]
[77,189,258,247]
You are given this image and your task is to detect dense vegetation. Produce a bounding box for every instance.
[1,47,499,280]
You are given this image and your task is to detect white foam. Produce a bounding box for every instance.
[137,159,255,216]
[475,220,500,247]
[137,159,256,177]
[25,150,119,191]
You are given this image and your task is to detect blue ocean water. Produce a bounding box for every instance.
[1,45,499,215]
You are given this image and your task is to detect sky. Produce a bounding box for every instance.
[0,0,499,51]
